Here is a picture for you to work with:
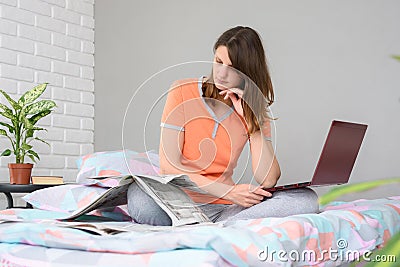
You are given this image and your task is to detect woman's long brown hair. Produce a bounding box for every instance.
[202,26,274,134]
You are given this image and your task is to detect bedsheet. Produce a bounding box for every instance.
[0,196,399,267]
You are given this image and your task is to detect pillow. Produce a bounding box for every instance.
[22,184,107,213]
[22,150,159,219]
[22,184,132,221]
[76,149,160,184]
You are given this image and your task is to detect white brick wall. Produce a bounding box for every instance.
[0,0,94,196]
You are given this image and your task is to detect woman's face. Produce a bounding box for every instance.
[213,46,243,90]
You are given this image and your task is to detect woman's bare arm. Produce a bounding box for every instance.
[248,131,281,188]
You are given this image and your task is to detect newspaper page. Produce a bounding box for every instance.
[134,176,211,226]
[139,174,208,194]
[62,183,130,220]
[45,219,218,235]
[61,220,218,235]
[62,174,212,226]
[82,173,207,193]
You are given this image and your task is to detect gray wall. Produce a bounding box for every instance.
[94,0,400,200]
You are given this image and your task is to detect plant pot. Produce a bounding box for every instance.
[8,163,33,184]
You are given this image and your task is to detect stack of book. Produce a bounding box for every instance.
[31,176,64,185]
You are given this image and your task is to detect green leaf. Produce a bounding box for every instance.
[0,111,15,120]
[18,108,26,121]
[0,103,13,115]
[21,143,32,150]
[319,178,400,206]
[0,89,21,110]
[392,55,400,62]
[0,129,7,136]
[27,154,36,163]
[1,149,11,157]
[0,104,14,122]
[18,83,48,106]
[29,110,51,125]
[34,137,50,146]
[26,129,34,138]
[23,116,33,130]
[27,150,40,160]
[0,122,14,133]
[32,127,46,131]
[26,127,46,138]
[25,100,56,115]
[11,117,18,129]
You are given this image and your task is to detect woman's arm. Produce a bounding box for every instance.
[159,128,271,207]
[249,130,281,188]
[218,89,281,188]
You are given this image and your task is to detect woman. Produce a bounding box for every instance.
[128,26,319,225]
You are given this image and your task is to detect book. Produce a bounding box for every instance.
[31,176,64,185]
[62,174,212,226]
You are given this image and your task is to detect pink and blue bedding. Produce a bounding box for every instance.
[1,151,399,266]
[0,196,399,266]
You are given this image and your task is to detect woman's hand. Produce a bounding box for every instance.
[219,88,244,117]
[225,184,272,208]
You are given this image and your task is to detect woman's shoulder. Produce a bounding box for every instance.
[171,78,201,89]
[169,78,203,98]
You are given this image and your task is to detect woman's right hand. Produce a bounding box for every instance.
[225,184,272,207]
[219,88,244,118]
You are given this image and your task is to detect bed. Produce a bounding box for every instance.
[0,195,399,266]
[1,150,398,266]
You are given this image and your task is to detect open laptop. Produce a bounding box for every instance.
[266,120,368,192]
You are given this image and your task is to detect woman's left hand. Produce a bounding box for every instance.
[219,88,244,117]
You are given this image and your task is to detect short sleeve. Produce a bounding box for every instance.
[160,83,185,132]
[261,118,272,141]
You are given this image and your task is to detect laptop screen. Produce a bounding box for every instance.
[311,121,367,185]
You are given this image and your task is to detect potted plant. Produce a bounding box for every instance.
[0,83,56,184]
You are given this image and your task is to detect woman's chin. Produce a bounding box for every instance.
[215,83,228,90]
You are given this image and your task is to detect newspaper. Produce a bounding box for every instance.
[47,220,218,235]
[62,174,211,226]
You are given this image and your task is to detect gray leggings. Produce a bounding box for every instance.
[127,183,320,226]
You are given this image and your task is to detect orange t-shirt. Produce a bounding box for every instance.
[160,78,271,204]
